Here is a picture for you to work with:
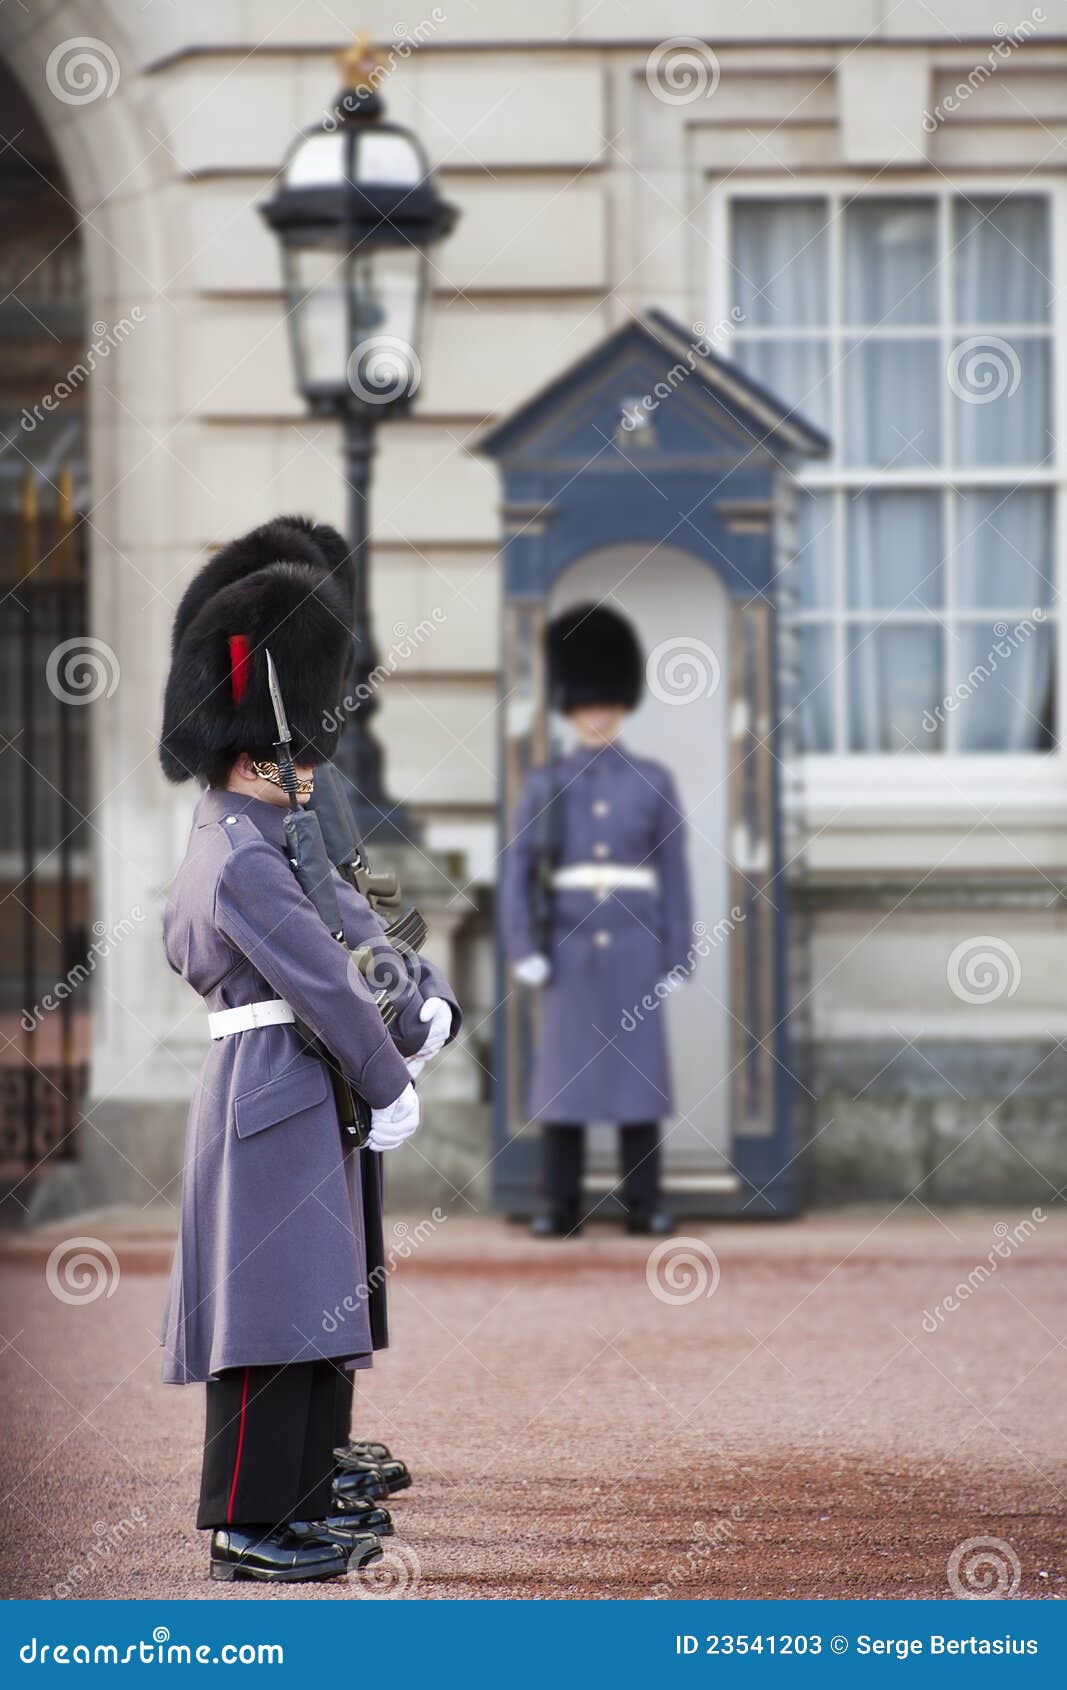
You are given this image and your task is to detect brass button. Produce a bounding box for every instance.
[593,929,612,948]
[592,799,610,817]
[593,842,611,859]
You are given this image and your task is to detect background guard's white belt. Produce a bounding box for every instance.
[208,999,295,1039]
[551,863,658,893]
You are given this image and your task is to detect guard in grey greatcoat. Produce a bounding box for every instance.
[157,515,460,1584]
[501,604,692,1237]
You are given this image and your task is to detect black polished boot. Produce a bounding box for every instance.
[624,1206,674,1236]
[329,1492,394,1536]
[336,1438,392,1463]
[330,1462,388,1503]
[334,1449,411,1495]
[530,1206,583,1238]
[288,1518,383,1569]
[209,1523,348,1584]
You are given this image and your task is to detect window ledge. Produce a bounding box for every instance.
[798,755,1066,823]
[792,757,1067,873]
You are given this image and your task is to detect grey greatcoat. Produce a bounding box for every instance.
[160,788,460,1385]
[501,741,692,1124]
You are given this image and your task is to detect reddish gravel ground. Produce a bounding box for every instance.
[1,1208,1064,1601]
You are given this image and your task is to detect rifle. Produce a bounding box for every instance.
[309,761,428,965]
[530,769,564,958]
[265,650,390,1148]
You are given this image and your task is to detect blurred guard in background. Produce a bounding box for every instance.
[502,604,693,1238]
[157,517,460,1583]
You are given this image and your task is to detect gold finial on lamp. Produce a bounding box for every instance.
[335,32,387,92]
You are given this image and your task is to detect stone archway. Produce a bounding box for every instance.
[0,9,184,1218]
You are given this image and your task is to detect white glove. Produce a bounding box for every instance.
[514,953,551,987]
[367,1082,420,1151]
[417,996,452,1058]
[404,996,453,1080]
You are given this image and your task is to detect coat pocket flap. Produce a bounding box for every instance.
[234,1061,329,1139]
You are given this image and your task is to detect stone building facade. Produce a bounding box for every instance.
[2,2,1066,1217]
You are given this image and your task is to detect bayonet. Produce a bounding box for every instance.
[265,648,299,808]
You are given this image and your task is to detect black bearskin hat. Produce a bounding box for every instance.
[159,515,354,784]
[546,603,644,714]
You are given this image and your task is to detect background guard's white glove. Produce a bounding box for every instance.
[404,996,453,1081]
[513,953,551,988]
[367,1082,420,1151]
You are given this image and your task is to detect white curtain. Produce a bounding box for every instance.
[952,624,1053,751]
[954,197,1051,323]
[848,625,943,752]
[843,198,937,325]
[956,489,1052,609]
[847,491,942,611]
[734,338,830,433]
[735,194,1055,753]
[731,198,828,327]
[844,340,940,468]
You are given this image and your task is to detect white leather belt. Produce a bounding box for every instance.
[551,863,658,894]
[208,999,295,1039]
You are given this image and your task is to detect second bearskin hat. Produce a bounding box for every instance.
[159,515,355,784]
[546,602,645,714]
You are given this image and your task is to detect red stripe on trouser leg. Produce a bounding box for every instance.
[225,1367,251,1523]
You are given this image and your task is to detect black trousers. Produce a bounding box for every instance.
[197,1359,348,1530]
[540,1120,660,1213]
[333,1363,355,1450]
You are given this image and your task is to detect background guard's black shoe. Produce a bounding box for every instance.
[335,1438,392,1463]
[334,1449,411,1495]
[209,1523,348,1583]
[624,1207,674,1236]
[331,1463,388,1502]
[329,1493,394,1536]
[530,1207,584,1238]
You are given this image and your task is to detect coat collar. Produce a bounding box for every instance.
[562,738,630,772]
[195,786,290,849]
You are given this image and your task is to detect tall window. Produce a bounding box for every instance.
[728,192,1056,754]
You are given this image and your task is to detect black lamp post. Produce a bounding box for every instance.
[260,39,457,842]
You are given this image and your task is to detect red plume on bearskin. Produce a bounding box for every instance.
[158,517,356,784]
[228,634,252,703]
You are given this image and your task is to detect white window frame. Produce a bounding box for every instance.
[710,173,1067,833]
